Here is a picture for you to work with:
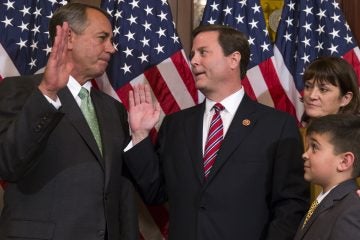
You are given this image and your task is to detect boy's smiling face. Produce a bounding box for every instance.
[303,132,343,191]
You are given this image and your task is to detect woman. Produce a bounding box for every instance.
[301,56,360,199]
[302,56,360,124]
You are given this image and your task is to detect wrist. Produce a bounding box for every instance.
[131,131,150,145]
[38,82,59,101]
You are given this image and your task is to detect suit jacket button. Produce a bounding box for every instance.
[34,124,42,132]
[97,230,105,238]
[104,193,109,201]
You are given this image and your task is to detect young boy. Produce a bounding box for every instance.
[294,114,360,240]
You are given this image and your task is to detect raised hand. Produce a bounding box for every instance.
[38,22,74,100]
[128,84,161,144]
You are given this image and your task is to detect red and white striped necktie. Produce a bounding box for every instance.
[203,103,224,178]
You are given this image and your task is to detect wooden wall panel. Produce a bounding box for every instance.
[339,0,360,44]
[176,1,193,55]
[168,0,193,56]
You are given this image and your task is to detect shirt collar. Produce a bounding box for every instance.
[316,184,338,203]
[67,76,93,98]
[205,87,245,114]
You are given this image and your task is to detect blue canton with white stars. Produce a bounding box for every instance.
[101,0,184,90]
[0,0,67,75]
[275,0,358,91]
[201,0,274,70]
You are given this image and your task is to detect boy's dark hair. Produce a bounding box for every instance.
[307,114,360,177]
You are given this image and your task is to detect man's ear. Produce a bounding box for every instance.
[229,51,241,70]
[67,28,74,50]
[337,152,355,172]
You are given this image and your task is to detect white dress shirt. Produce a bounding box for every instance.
[316,185,338,204]
[44,76,92,109]
[202,87,245,154]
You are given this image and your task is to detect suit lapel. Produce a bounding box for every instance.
[91,89,125,188]
[297,179,358,239]
[184,103,206,184]
[58,87,104,169]
[205,95,257,183]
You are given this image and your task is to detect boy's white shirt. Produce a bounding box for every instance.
[316,184,338,204]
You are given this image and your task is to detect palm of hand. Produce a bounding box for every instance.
[129,102,159,133]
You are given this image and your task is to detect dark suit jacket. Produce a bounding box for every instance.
[0,75,138,240]
[125,95,309,240]
[294,179,360,240]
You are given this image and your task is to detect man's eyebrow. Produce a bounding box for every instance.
[97,31,111,36]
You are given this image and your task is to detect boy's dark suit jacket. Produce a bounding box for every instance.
[125,95,309,240]
[0,75,138,240]
[294,179,360,240]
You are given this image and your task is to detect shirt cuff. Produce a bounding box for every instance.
[123,140,134,152]
[44,94,62,109]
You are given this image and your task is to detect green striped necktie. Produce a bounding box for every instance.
[78,87,102,155]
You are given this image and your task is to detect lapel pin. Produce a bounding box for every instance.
[242,119,251,126]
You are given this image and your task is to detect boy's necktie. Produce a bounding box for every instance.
[302,200,318,229]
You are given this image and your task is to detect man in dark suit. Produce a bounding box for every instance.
[125,24,309,239]
[294,114,360,240]
[0,3,137,240]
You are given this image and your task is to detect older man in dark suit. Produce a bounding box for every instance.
[126,24,309,240]
[0,3,137,240]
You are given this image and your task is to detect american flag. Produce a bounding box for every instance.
[98,0,197,238]
[98,0,198,239]
[201,0,298,119]
[97,0,198,120]
[0,0,67,79]
[274,0,360,121]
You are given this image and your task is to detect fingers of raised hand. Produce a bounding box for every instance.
[51,22,69,62]
[139,84,146,103]
[128,90,135,108]
[59,22,69,62]
[144,84,153,104]
[132,84,148,105]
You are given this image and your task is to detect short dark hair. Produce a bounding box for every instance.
[303,56,360,115]
[49,3,110,45]
[192,24,250,79]
[306,114,360,177]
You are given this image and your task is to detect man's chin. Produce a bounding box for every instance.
[96,65,108,75]
[89,70,106,80]
[195,83,205,92]
[195,78,206,88]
